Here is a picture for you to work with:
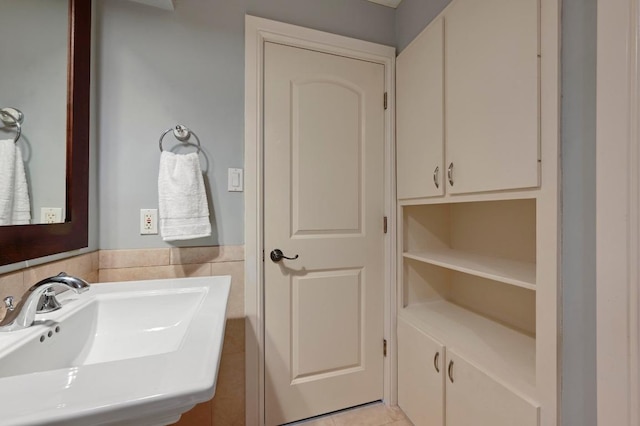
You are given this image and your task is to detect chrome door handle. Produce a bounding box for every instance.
[270,249,299,263]
[448,360,454,383]
[434,352,440,373]
[433,166,440,189]
[447,162,454,187]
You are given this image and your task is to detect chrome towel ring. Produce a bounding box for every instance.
[159,124,201,153]
[0,108,23,144]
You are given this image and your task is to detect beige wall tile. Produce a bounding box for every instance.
[99,263,212,283]
[84,271,99,284]
[174,400,212,426]
[210,261,244,319]
[90,251,100,272]
[66,253,96,277]
[23,259,70,284]
[212,351,246,426]
[99,249,170,269]
[222,318,245,356]
[170,245,244,265]
[23,253,99,286]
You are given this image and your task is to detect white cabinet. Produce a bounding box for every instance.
[446,350,539,426]
[397,200,539,425]
[445,0,539,194]
[396,18,444,199]
[397,319,444,426]
[398,317,540,426]
[396,0,539,199]
[395,0,560,423]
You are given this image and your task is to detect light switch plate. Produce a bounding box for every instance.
[228,168,243,192]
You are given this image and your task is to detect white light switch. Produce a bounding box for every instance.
[228,168,243,192]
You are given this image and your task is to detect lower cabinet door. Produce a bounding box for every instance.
[445,350,539,426]
[397,318,445,426]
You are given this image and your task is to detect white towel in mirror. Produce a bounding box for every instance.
[0,139,31,225]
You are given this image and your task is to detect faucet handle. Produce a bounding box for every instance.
[37,289,63,314]
[3,296,15,311]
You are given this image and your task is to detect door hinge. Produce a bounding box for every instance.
[383,339,387,357]
[383,92,388,110]
[383,216,388,234]
[262,249,265,262]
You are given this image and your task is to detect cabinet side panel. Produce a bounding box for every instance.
[403,259,451,306]
[403,204,451,252]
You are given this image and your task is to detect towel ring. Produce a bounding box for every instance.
[0,109,22,144]
[159,124,201,153]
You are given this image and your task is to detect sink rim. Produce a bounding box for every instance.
[0,275,231,426]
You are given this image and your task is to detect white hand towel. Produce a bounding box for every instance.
[11,141,31,225]
[0,139,30,225]
[158,151,211,241]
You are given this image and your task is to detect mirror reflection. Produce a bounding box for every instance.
[0,0,68,225]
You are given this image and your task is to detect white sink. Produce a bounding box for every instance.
[0,276,231,426]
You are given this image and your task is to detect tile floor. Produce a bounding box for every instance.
[290,402,413,426]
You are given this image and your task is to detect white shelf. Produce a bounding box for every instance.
[400,301,536,398]
[403,248,536,291]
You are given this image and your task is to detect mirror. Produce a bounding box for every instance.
[0,0,91,266]
[0,0,68,225]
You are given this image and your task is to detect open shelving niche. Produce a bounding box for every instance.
[398,198,538,399]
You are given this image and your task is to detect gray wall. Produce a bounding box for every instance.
[560,0,597,424]
[96,0,395,249]
[394,0,599,424]
[395,0,452,52]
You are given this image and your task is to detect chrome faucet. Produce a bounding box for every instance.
[0,272,90,332]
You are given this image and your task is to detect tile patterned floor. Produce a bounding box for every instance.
[289,402,413,426]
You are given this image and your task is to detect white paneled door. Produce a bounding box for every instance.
[263,42,385,426]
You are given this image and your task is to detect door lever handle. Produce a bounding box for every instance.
[270,249,299,263]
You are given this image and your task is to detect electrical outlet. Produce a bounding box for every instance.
[140,209,158,235]
[40,207,63,224]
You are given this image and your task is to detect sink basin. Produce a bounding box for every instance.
[0,275,231,426]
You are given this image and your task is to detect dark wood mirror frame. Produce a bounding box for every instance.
[1,0,91,266]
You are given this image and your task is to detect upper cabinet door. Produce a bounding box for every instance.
[396,17,444,200]
[445,0,539,195]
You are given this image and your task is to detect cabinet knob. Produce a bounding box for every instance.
[434,352,440,373]
[448,360,454,383]
[447,162,454,187]
[433,166,440,189]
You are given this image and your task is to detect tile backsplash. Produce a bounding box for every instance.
[0,246,246,426]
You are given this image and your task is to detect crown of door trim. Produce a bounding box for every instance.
[244,15,396,426]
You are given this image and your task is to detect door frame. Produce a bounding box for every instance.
[596,1,640,425]
[244,15,396,426]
